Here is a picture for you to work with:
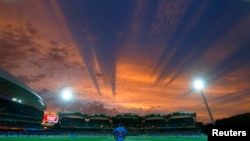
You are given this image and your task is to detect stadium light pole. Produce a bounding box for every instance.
[193,79,215,125]
[61,87,72,112]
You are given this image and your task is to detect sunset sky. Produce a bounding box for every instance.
[0,0,250,124]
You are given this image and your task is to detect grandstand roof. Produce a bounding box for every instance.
[144,113,165,120]
[89,113,110,120]
[167,111,196,118]
[144,113,164,117]
[0,68,46,111]
[114,113,140,120]
[58,112,88,119]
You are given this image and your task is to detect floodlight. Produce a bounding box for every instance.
[62,88,72,101]
[193,79,204,90]
[192,78,215,125]
[12,98,17,101]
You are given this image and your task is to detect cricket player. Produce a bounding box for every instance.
[112,123,128,141]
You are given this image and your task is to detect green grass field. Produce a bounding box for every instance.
[0,136,207,141]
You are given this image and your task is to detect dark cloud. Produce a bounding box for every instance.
[205,42,250,85]
[25,22,39,36]
[66,100,119,116]
[48,47,67,63]
[153,0,249,86]
[17,73,47,84]
[211,88,250,107]
[36,88,51,96]
[0,24,38,69]
[0,0,21,4]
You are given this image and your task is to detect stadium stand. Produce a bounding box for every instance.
[143,113,167,133]
[0,68,46,132]
[112,113,142,134]
[52,111,200,135]
[88,113,111,132]
[56,112,88,129]
[167,111,196,128]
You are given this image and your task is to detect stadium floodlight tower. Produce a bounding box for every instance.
[60,87,72,112]
[193,79,215,125]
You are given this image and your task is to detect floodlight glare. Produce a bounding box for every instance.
[192,78,215,125]
[194,79,204,90]
[12,98,17,101]
[62,88,72,100]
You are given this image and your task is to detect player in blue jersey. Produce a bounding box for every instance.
[112,123,128,141]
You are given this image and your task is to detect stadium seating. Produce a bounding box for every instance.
[143,113,167,133]
[0,69,46,131]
